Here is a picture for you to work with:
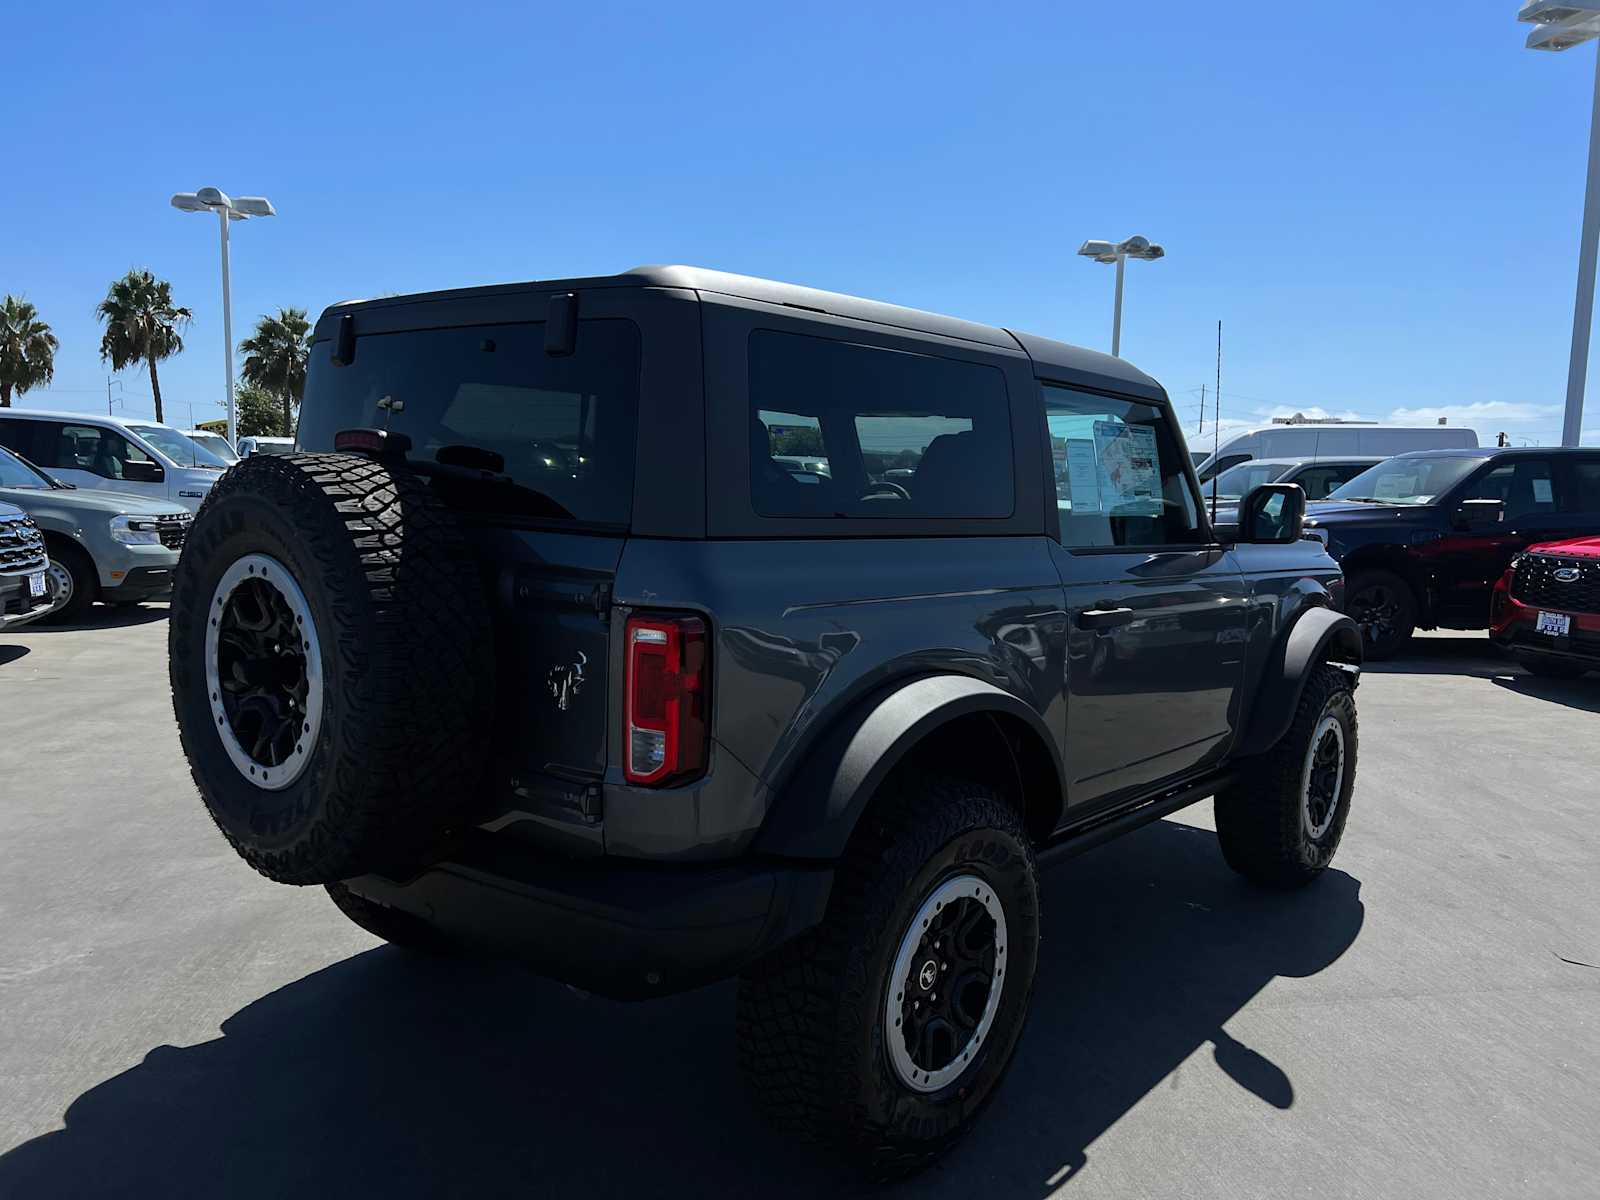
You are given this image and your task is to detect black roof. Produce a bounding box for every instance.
[321,265,1164,401]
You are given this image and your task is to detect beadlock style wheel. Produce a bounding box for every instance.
[884,873,1008,1093]
[1301,713,1345,841]
[203,553,323,791]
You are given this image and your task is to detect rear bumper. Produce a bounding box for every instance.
[345,834,834,1000]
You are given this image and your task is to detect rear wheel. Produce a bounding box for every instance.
[40,539,97,624]
[1515,654,1588,680]
[737,774,1040,1180]
[1216,664,1358,888]
[1345,570,1415,659]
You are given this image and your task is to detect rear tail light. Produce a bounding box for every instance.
[624,614,709,786]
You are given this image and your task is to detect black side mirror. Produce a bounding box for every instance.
[1238,483,1306,544]
[1453,498,1504,529]
[121,460,165,484]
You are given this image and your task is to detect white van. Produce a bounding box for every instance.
[1193,423,1478,481]
[0,409,229,513]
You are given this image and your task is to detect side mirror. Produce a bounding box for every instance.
[121,460,165,484]
[1453,498,1504,529]
[1238,483,1306,544]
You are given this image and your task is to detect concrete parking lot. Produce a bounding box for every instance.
[1,608,1597,1199]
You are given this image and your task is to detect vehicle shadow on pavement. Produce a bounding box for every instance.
[20,603,169,634]
[0,820,1364,1199]
[0,644,29,667]
[1490,674,1600,714]
[1362,634,1509,679]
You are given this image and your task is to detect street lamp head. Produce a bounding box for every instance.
[1077,239,1118,262]
[1079,236,1165,264]
[231,196,276,218]
[1518,1,1600,24]
[1119,235,1165,261]
[195,186,233,210]
[170,192,207,213]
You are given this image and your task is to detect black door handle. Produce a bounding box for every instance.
[1077,606,1135,630]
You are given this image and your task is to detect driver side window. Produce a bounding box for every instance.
[1044,385,1202,549]
[1462,460,1556,521]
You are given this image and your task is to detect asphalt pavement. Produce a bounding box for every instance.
[1,608,1596,1199]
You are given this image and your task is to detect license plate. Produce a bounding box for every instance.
[27,572,45,598]
[1536,610,1572,637]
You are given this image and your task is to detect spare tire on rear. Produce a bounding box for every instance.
[169,452,493,885]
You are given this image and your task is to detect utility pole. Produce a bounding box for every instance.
[106,377,124,415]
[1198,384,1206,436]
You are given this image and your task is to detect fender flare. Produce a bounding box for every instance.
[1235,606,1362,758]
[751,674,1064,861]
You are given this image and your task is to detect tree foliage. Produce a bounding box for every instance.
[239,308,311,438]
[0,295,58,407]
[97,269,190,424]
[235,381,290,437]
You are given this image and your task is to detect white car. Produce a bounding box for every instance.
[183,429,239,465]
[0,409,229,513]
[237,436,296,459]
[1193,423,1479,482]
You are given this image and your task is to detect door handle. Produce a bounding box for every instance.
[1077,606,1135,630]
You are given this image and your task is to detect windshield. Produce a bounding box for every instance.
[1209,460,1290,499]
[1327,455,1487,505]
[189,432,238,463]
[0,445,53,489]
[126,424,230,470]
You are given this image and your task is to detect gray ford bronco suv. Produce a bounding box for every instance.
[168,266,1361,1177]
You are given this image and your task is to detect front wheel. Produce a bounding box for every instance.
[1216,664,1358,889]
[737,775,1040,1180]
[40,541,97,624]
[1345,570,1415,660]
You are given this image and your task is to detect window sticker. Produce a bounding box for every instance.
[1093,421,1160,515]
[1064,439,1102,513]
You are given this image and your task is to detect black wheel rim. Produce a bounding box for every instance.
[216,576,310,770]
[1349,583,1403,649]
[1302,715,1345,839]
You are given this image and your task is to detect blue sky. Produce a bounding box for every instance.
[4,1,1598,446]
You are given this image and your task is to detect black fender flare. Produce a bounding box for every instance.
[1235,606,1362,758]
[751,674,1064,860]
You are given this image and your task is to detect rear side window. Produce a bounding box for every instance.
[1567,459,1600,512]
[0,419,54,465]
[747,330,1013,519]
[298,319,640,526]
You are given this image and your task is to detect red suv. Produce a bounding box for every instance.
[1491,536,1600,678]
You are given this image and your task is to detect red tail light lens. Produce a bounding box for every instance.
[624,614,709,786]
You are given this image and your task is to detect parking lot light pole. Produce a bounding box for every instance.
[170,188,276,446]
[1519,1,1600,445]
[1077,236,1165,357]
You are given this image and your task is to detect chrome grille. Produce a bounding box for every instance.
[1512,553,1600,615]
[0,513,47,575]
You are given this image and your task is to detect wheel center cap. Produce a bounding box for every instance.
[917,959,939,991]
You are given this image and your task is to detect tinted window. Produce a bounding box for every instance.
[1293,462,1368,500]
[1211,459,1289,498]
[298,320,640,526]
[1460,459,1557,520]
[1330,455,1486,505]
[0,419,53,465]
[0,445,51,489]
[748,330,1013,519]
[42,423,156,481]
[1566,459,1600,511]
[1045,385,1201,548]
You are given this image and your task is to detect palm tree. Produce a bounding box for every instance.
[0,296,59,407]
[97,269,191,424]
[239,308,311,437]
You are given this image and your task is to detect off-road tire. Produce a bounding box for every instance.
[1515,654,1587,680]
[1216,664,1358,888]
[1345,569,1415,660]
[325,881,450,951]
[40,537,97,623]
[736,774,1040,1181]
[169,453,493,885]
